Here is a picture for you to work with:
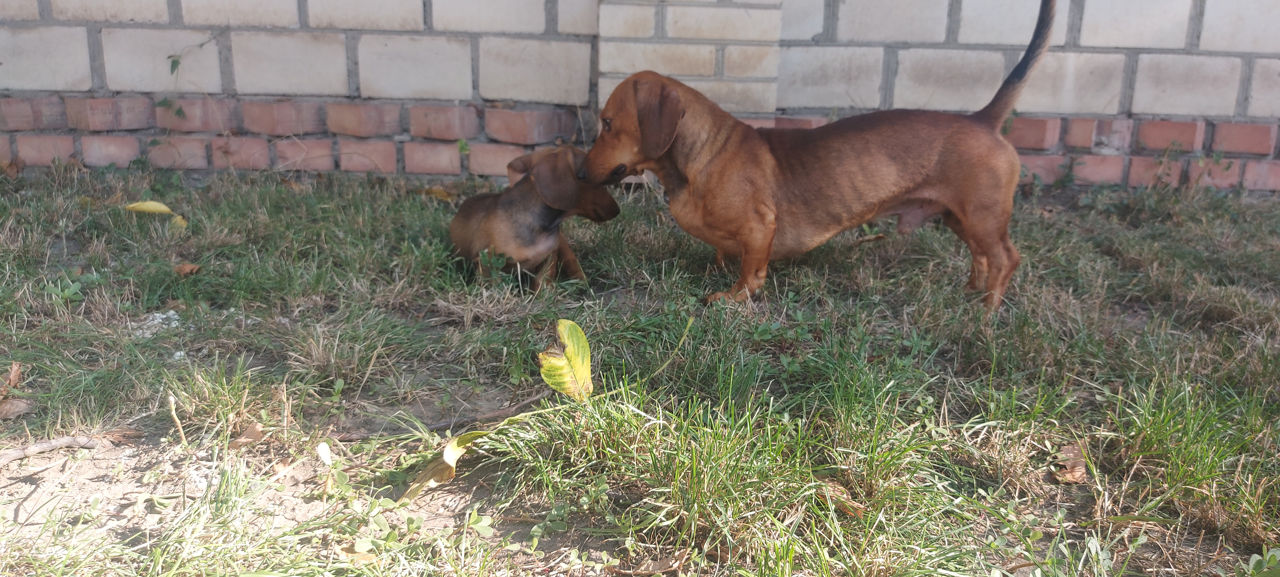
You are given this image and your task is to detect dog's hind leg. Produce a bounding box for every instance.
[943,212,989,293]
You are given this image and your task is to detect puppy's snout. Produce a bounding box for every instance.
[576,167,588,180]
[608,164,627,180]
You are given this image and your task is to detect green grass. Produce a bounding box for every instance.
[0,161,1276,576]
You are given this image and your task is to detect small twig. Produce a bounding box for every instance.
[851,233,887,248]
[167,393,188,446]
[0,436,111,470]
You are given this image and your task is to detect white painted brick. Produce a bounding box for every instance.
[838,0,948,43]
[309,0,423,30]
[479,38,591,105]
[434,0,545,33]
[777,46,882,109]
[183,0,299,27]
[781,0,824,41]
[683,80,777,113]
[894,49,1006,112]
[1132,54,1241,116]
[1201,0,1280,53]
[1080,0,1190,49]
[666,6,780,42]
[725,45,780,79]
[599,4,656,38]
[1249,59,1280,118]
[598,75,625,110]
[0,27,91,91]
[359,35,472,100]
[232,32,348,96]
[958,0,1068,46]
[51,0,168,23]
[599,42,717,77]
[559,0,598,35]
[1019,52,1125,114]
[0,0,40,20]
[102,28,221,93]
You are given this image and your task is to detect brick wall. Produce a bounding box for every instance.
[1,0,1278,191]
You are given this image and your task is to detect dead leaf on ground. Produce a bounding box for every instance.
[173,263,201,276]
[337,543,378,566]
[2,158,25,179]
[818,478,867,518]
[229,421,265,449]
[3,362,19,397]
[412,185,457,202]
[1053,442,1089,484]
[0,399,34,419]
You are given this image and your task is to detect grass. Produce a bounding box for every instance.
[0,159,1276,576]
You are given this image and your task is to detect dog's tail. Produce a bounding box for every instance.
[972,0,1056,128]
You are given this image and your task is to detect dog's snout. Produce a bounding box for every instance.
[608,164,627,179]
[576,168,587,180]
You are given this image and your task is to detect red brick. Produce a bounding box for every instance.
[0,96,67,131]
[326,102,402,138]
[484,107,577,145]
[338,139,396,173]
[404,141,462,175]
[1128,156,1184,188]
[1064,119,1095,149]
[15,135,75,166]
[468,142,526,177]
[1074,155,1125,185]
[157,98,236,133]
[242,100,324,136]
[0,135,11,165]
[1138,120,1205,153]
[408,105,481,141]
[1019,154,1068,184]
[774,116,828,129]
[148,137,209,169]
[1005,117,1061,151]
[1243,160,1280,191]
[275,138,334,171]
[1096,119,1134,153]
[1211,123,1277,156]
[81,136,141,167]
[739,117,775,129]
[65,97,154,131]
[1188,158,1243,190]
[212,137,270,170]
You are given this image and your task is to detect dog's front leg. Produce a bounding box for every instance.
[554,234,586,282]
[706,217,775,303]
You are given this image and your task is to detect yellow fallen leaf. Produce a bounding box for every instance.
[229,421,265,449]
[400,430,490,503]
[173,263,201,276]
[170,214,188,230]
[538,319,593,402]
[125,201,176,215]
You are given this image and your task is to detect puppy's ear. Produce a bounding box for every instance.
[506,152,539,184]
[530,148,581,212]
[634,78,684,159]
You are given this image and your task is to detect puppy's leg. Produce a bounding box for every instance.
[969,222,1019,312]
[554,234,587,282]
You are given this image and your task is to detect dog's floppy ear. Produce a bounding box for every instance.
[530,148,581,212]
[506,152,538,184]
[634,78,683,159]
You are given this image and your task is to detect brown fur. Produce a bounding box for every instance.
[581,0,1055,311]
[450,146,619,290]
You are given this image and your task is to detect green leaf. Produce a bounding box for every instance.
[399,430,491,503]
[538,319,593,402]
[168,55,181,75]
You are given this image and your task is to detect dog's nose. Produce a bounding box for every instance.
[576,168,587,180]
[608,164,627,180]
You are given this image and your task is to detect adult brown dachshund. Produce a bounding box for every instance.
[450,146,619,291]
[580,0,1055,311]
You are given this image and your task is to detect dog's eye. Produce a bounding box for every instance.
[601,118,612,133]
